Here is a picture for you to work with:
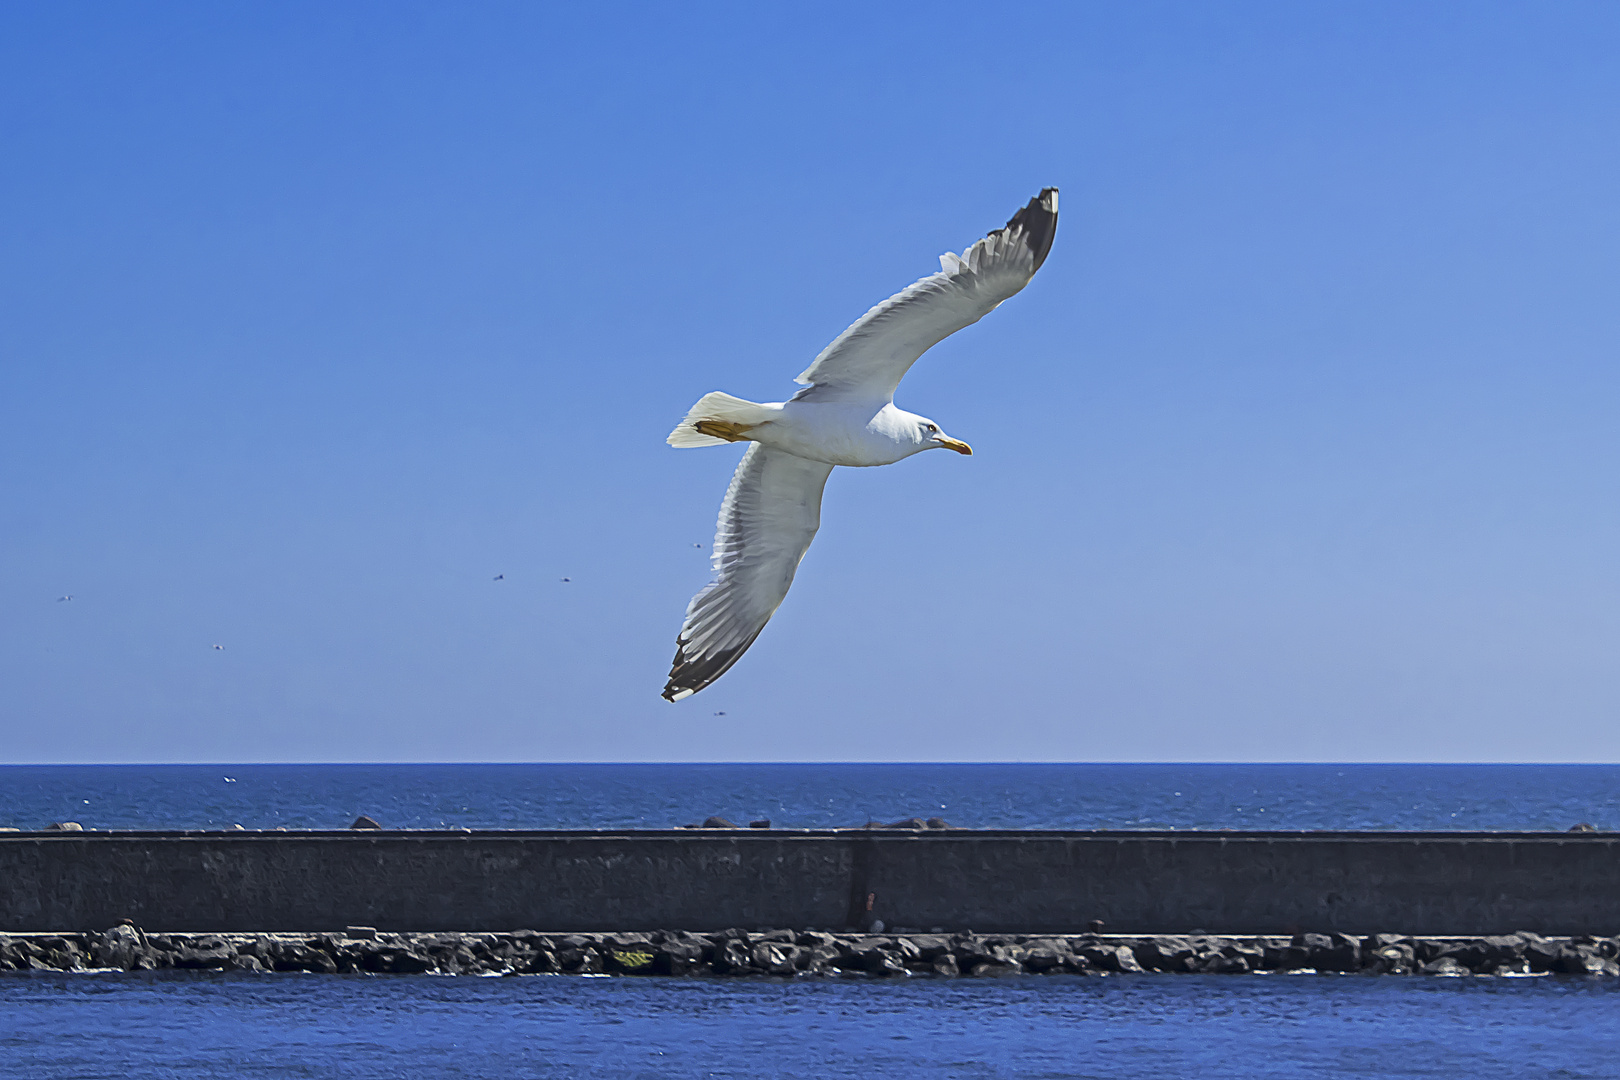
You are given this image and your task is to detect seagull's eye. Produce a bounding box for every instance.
[925,424,938,433]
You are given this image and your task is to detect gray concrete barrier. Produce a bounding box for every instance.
[1,829,1615,935]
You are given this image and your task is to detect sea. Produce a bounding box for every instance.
[2,763,1618,1080]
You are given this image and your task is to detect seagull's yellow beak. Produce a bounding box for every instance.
[936,436,973,456]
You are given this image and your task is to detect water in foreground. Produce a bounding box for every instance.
[3,971,1616,1079]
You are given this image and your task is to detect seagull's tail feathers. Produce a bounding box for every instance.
[667,391,774,447]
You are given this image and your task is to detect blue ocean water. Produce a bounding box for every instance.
[0,762,1615,832]
[5,764,1618,1078]
[2,971,1617,1079]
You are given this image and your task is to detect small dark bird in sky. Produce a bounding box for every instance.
[213,644,224,650]
[57,595,72,602]
[493,574,504,580]
[560,577,570,582]
[713,711,726,716]
[692,543,702,548]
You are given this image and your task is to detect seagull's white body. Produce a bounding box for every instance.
[663,188,1059,701]
[688,401,941,467]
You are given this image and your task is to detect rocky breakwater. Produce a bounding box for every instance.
[3,927,1620,977]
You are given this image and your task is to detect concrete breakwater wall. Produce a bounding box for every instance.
[1,829,1617,936]
[6,928,1620,978]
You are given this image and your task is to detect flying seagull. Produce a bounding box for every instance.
[662,188,1058,701]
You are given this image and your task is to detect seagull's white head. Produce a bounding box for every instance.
[915,416,972,456]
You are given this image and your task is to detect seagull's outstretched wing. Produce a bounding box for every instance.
[663,445,835,701]
[793,187,1058,404]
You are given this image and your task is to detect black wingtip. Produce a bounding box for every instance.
[662,631,764,701]
[1006,187,1059,272]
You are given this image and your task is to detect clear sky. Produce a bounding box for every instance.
[4,2,1620,763]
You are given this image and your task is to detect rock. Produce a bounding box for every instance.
[1108,945,1144,973]
[1520,934,1563,973]
[174,944,235,970]
[1285,933,1359,971]
[383,948,434,974]
[44,822,83,832]
[271,943,338,974]
[1022,946,1066,973]
[1568,823,1598,832]
[607,946,656,974]
[700,816,737,829]
[710,938,755,974]
[930,953,960,976]
[885,818,928,830]
[228,953,265,972]
[92,924,145,970]
[1366,939,1416,974]
[1086,919,1105,933]
[345,926,377,940]
[1554,943,1616,976]
[751,942,801,975]
[1421,955,1470,975]
[1134,936,1195,972]
[748,819,772,829]
[653,940,705,975]
[350,815,381,830]
[925,818,953,830]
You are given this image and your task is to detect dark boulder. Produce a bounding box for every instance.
[1286,933,1359,972]
[710,938,755,974]
[43,822,83,831]
[653,940,704,975]
[700,816,737,829]
[1022,946,1066,973]
[885,818,928,830]
[1568,823,1597,832]
[750,941,802,975]
[173,945,235,970]
[92,924,145,970]
[748,819,771,829]
[1420,956,1469,976]
[1365,937,1415,974]
[925,817,953,830]
[350,815,381,830]
[1134,936,1195,972]
[1554,942,1618,976]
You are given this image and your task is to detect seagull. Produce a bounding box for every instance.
[560,577,571,583]
[493,574,504,580]
[213,644,224,650]
[662,188,1058,701]
[57,595,72,602]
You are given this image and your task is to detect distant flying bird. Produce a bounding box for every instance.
[692,543,703,548]
[493,574,504,580]
[213,644,224,650]
[560,577,571,583]
[662,188,1058,701]
[714,711,727,716]
[57,595,72,602]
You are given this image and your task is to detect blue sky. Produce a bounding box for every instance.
[4,2,1620,762]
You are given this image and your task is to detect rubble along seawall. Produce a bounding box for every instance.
[6,927,1619,978]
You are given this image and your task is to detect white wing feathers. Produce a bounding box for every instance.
[662,445,835,701]
[793,187,1058,404]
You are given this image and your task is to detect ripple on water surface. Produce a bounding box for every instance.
[2,973,1618,1079]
